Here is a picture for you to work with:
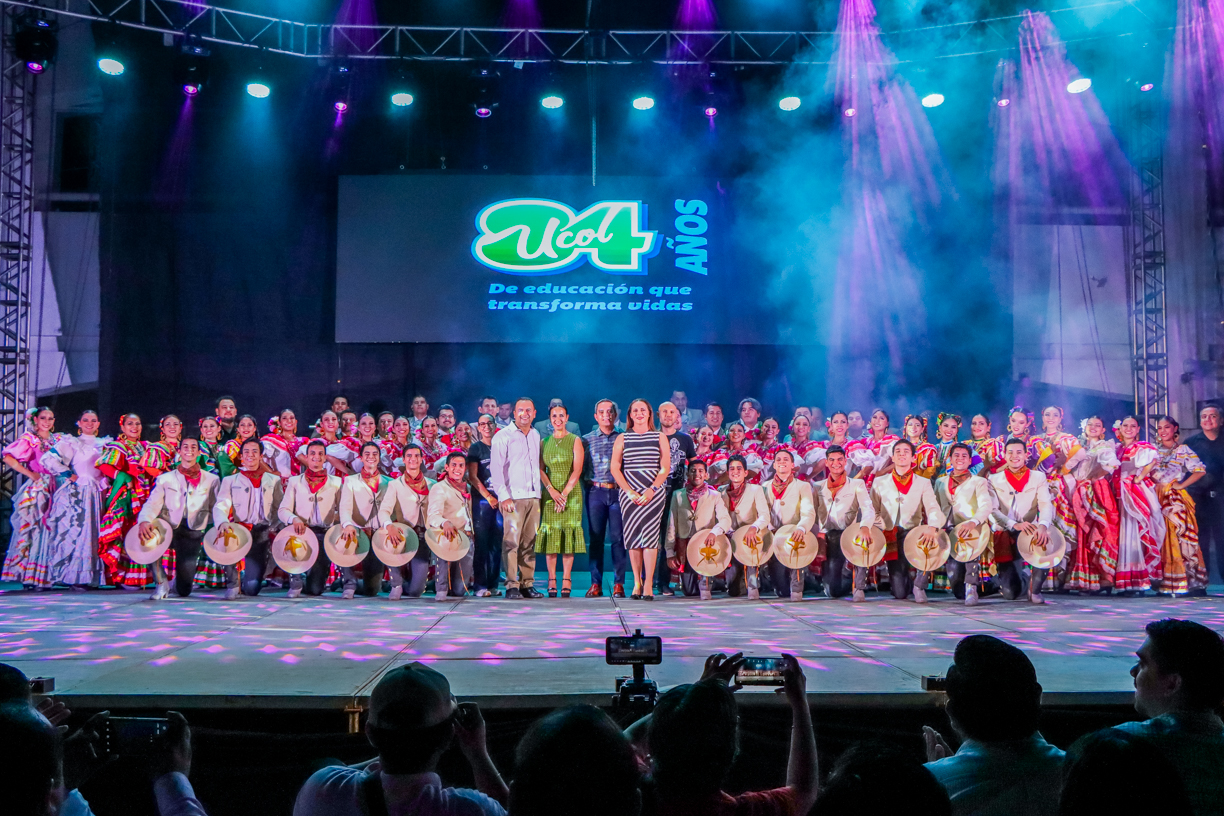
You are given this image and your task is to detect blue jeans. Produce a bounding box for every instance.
[586,485,626,586]
[472,497,503,592]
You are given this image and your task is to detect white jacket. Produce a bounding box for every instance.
[138,470,219,531]
[666,485,733,556]
[426,480,473,535]
[377,475,436,528]
[934,473,995,528]
[989,469,1054,531]
[340,472,391,530]
[870,472,947,531]
[213,471,283,527]
[277,471,344,528]
[766,479,817,534]
[815,476,876,532]
[719,483,769,531]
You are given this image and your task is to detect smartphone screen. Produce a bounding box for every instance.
[605,635,663,665]
[105,717,169,756]
[736,656,786,685]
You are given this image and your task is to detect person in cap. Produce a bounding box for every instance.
[1112,618,1224,815]
[293,662,507,816]
[923,635,1064,816]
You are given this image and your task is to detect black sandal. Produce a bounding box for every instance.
[561,579,571,598]
[548,578,558,598]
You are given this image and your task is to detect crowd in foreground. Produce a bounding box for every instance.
[3,616,1223,816]
[2,390,1221,606]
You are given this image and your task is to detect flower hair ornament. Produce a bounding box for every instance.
[1111,419,1125,440]
[1008,406,1035,430]
[936,412,962,428]
[268,416,280,434]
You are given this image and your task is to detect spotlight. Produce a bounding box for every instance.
[997,98,1011,107]
[97,58,125,76]
[475,107,492,118]
[334,100,348,113]
[843,108,856,117]
[247,83,271,98]
[468,66,501,121]
[921,93,945,108]
[174,42,210,94]
[1140,83,1155,92]
[632,96,655,110]
[1066,78,1092,94]
[778,96,801,111]
[704,106,717,117]
[15,17,57,75]
[541,95,564,109]
[391,92,414,107]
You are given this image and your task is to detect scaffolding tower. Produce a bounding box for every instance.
[1128,86,1168,439]
[0,8,34,511]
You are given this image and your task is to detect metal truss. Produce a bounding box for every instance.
[0,0,1164,64]
[0,8,33,507]
[1128,87,1168,439]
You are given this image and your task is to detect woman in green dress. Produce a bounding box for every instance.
[538,402,586,598]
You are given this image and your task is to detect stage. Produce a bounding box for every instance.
[5,586,1223,712]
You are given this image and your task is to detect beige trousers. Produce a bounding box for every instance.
[501,499,539,589]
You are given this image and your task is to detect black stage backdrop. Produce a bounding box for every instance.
[92,33,1013,431]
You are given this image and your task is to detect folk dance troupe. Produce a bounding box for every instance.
[2,391,1221,606]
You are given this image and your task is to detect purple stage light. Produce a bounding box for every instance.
[475,107,492,119]
[843,108,856,117]
[704,106,717,117]
[332,0,378,54]
[183,83,199,96]
[1171,0,1224,217]
[334,100,348,113]
[997,98,1011,107]
[26,61,44,74]
[1140,83,1155,92]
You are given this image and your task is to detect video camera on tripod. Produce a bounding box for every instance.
[607,629,661,715]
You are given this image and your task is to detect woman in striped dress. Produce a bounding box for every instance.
[611,399,671,600]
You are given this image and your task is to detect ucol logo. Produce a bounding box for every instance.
[472,199,657,275]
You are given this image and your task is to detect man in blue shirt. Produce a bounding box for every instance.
[583,399,625,598]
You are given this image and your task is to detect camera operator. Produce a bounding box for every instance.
[625,652,818,816]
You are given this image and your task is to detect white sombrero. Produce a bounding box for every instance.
[732,525,774,566]
[425,526,471,562]
[124,518,173,565]
[951,520,991,563]
[686,529,733,577]
[203,522,253,566]
[1017,526,1067,570]
[840,526,886,568]
[271,526,319,574]
[902,526,951,572]
[324,525,371,568]
[772,524,819,570]
[371,522,419,567]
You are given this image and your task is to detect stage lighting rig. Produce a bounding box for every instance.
[174,42,210,96]
[14,16,58,75]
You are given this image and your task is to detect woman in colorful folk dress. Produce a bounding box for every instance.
[1112,416,1166,594]
[262,409,307,483]
[1036,406,1086,590]
[691,427,720,472]
[966,414,1004,475]
[1001,407,1054,472]
[379,416,412,476]
[97,413,166,588]
[932,413,981,478]
[847,409,900,487]
[903,415,939,480]
[1,407,62,586]
[1066,416,1120,593]
[416,416,451,478]
[197,417,224,476]
[221,415,262,476]
[32,411,109,589]
[708,422,763,485]
[316,411,354,476]
[752,418,785,481]
[1152,416,1208,595]
[786,414,824,481]
[537,403,586,598]
[191,416,232,589]
[451,422,474,455]
[139,415,182,480]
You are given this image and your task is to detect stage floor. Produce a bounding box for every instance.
[4,586,1223,710]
